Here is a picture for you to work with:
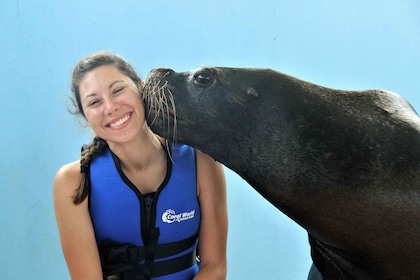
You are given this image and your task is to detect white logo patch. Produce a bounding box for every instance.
[162,209,196,224]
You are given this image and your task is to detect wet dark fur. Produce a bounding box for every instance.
[144,67,420,279]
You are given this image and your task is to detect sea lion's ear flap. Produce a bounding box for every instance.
[247,87,259,98]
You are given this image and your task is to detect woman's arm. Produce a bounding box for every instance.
[194,150,228,280]
[53,161,103,280]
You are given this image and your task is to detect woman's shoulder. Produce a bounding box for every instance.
[55,160,80,179]
[195,149,217,164]
[53,160,81,195]
[195,150,225,187]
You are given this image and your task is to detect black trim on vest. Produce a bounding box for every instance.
[108,144,192,279]
[109,145,172,244]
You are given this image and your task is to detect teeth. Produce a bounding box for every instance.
[110,114,130,128]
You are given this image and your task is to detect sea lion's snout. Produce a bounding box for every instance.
[147,67,174,80]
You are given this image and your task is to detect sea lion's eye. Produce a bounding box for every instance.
[193,72,213,87]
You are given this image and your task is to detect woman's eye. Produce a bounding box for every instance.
[113,87,124,94]
[88,99,101,107]
[89,100,100,107]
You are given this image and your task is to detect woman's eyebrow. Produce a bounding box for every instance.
[82,92,98,103]
[109,80,124,89]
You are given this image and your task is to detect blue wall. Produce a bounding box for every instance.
[1,1,419,279]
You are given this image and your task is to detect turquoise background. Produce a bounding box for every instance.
[1,1,419,279]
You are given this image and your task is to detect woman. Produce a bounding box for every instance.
[53,51,228,280]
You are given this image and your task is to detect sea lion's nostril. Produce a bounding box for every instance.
[164,69,174,77]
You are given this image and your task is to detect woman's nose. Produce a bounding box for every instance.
[104,99,119,114]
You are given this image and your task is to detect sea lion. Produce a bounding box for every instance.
[143,67,420,279]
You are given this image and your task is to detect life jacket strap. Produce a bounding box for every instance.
[105,249,197,280]
[99,234,198,277]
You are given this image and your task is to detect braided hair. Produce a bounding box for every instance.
[69,51,143,204]
[74,136,108,204]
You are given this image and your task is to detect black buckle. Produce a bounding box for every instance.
[105,274,121,280]
[100,240,144,265]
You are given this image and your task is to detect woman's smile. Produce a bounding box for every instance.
[107,112,132,128]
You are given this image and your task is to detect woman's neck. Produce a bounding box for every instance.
[107,128,165,172]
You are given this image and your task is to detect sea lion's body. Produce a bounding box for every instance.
[144,67,420,279]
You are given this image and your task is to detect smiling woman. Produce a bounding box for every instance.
[53,51,228,280]
[78,65,146,147]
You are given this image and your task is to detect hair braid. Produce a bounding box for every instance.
[73,136,108,204]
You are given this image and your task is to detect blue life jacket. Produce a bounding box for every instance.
[89,143,201,280]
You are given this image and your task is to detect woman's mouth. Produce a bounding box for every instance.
[108,113,131,128]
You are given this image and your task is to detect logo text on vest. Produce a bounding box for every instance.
[162,209,196,224]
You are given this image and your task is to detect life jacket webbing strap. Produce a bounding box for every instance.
[105,249,197,280]
[100,234,198,276]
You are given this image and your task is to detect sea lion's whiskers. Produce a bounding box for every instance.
[143,79,177,142]
[166,88,177,142]
[144,80,166,122]
[158,87,177,143]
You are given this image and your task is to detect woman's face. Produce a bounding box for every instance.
[79,65,146,145]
